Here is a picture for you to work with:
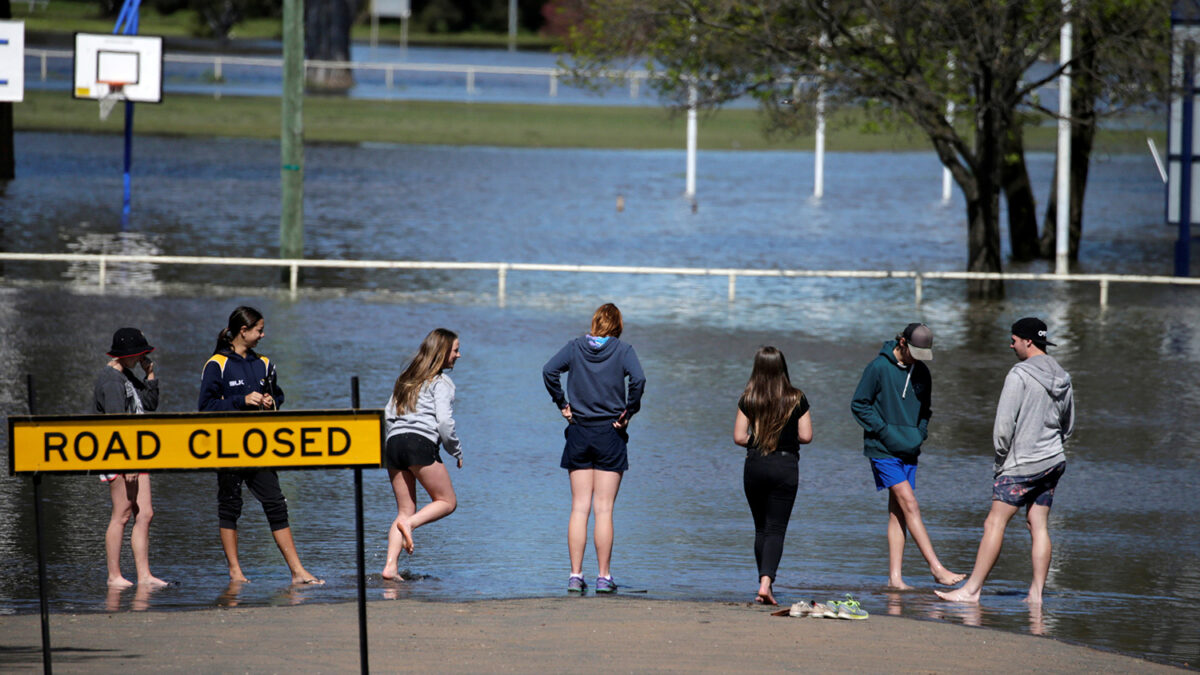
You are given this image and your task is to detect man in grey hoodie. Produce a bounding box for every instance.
[936,317,1074,605]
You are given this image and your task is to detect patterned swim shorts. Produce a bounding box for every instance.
[992,461,1066,507]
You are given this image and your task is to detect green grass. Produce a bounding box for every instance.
[14,90,1161,154]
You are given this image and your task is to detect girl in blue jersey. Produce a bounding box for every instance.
[198,306,323,585]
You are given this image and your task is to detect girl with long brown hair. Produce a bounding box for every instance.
[733,346,813,605]
[381,328,464,580]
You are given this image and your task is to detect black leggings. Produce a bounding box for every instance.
[217,469,290,531]
[742,451,798,582]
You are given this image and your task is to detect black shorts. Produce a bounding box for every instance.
[560,423,628,472]
[385,433,442,470]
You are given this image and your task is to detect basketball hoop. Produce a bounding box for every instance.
[98,82,127,121]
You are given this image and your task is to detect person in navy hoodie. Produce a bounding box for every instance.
[543,303,646,594]
[198,306,323,586]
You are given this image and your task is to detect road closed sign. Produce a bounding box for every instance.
[8,409,384,474]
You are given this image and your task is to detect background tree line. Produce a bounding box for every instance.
[96,0,556,41]
[565,0,1171,298]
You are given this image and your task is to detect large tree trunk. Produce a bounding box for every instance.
[1040,28,1098,261]
[305,0,358,92]
[967,70,1005,299]
[1001,120,1040,261]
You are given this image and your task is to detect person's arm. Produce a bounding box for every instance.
[94,369,128,414]
[266,361,284,410]
[432,377,463,467]
[849,361,885,433]
[137,357,160,411]
[198,360,242,411]
[620,346,646,423]
[992,369,1025,469]
[917,365,932,440]
[733,408,752,447]
[796,396,813,444]
[542,342,572,410]
[1061,381,1075,441]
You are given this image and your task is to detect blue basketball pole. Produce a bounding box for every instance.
[113,0,141,229]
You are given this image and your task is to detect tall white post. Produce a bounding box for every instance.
[1055,6,1072,275]
[942,56,955,202]
[686,81,698,199]
[814,81,826,198]
[814,34,828,199]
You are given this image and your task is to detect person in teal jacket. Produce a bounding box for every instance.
[851,323,964,590]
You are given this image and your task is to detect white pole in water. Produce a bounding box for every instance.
[814,81,826,198]
[943,56,955,202]
[686,81,697,200]
[814,33,828,199]
[1056,4,1072,275]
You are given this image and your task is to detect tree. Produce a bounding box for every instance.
[305,0,359,90]
[567,0,1166,297]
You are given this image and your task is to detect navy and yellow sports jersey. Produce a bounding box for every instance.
[198,349,285,411]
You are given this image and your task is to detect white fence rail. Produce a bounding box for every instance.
[2,252,1198,307]
[24,48,651,99]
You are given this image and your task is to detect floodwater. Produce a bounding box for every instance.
[1,132,1198,668]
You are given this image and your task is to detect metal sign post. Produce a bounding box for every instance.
[9,395,385,674]
[351,376,369,674]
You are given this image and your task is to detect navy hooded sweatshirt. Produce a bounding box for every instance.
[198,349,285,412]
[542,336,646,426]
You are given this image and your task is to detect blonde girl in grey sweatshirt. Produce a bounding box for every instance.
[381,328,464,581]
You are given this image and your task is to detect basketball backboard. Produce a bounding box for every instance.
[73,32,163,103]
[0,20,24,103]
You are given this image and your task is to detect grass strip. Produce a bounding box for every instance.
[14,90,1160,153]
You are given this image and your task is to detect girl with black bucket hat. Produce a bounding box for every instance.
[198,306,323,586]
[94,327,169,589]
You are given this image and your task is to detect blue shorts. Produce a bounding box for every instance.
[993,462,1065,508]
[561,423,628,473]
[869,457,918,491]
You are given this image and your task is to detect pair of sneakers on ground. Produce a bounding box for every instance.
[568,574,615,593]
[787,593,869,620]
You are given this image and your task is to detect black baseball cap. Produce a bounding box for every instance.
[901,323,933,361]
[1011,317,1056,347]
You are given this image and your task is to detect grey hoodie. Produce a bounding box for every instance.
[384,373,462,460]
[993,354,1074,477]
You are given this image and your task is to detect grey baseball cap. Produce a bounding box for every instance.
[902,323,933,361]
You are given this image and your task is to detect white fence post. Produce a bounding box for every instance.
[498,265,508,307]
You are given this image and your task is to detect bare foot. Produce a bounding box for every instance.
[107,576,134,589]
[1023,592,1043,606]
[138,575,170,588]
[886,579,914,591]
[229,573,250,583]
[934,586,980,603]
[754,592,778,606]
[381,564,404,582]
[292,572,325,586]
[933,569,967,586]
[395,517,414,555]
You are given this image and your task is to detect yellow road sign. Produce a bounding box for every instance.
[8,410,384,475]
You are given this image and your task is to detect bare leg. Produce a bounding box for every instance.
[885,490,911,590]
[127,476,168,587]
[272,527,324,585]
[409,462,458,529]
[383,467,417,579]
[106,477,135,588]
[1024,503,1052,605]
[567,469,594,576]
[756,575,776,606]
[889,481,964,586]
[935,500,1018,603]
[220,527,248,582]
[591,470,623,579]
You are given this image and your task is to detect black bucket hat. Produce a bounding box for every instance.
[107,328,154,358]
